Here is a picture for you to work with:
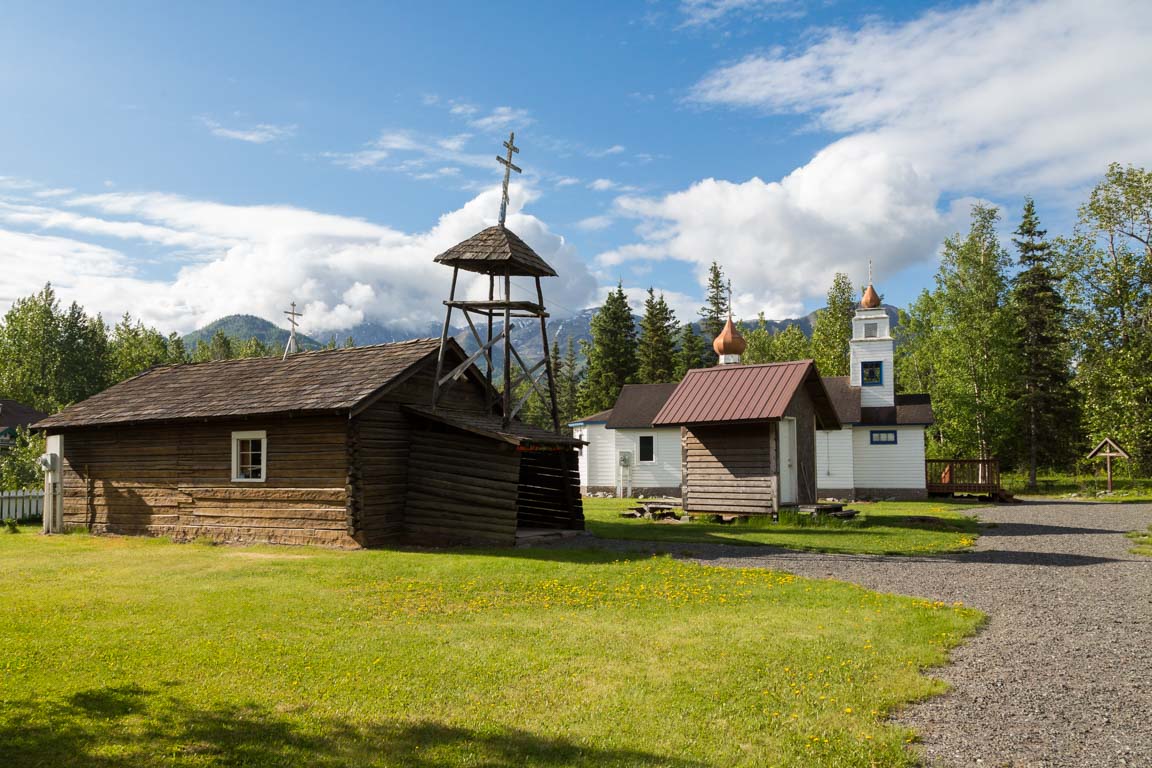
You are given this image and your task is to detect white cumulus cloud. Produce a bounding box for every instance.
[606,0,1152,318]
[0,182,598,336]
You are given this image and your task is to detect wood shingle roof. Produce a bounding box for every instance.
[36,339,445,430]
[605,383,679,429]
[433,225,558,277]
[0,400,48,430]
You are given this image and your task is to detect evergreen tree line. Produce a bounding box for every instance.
[573,265,858,417]
[898,163,1152,480]
[570,163,1152,484]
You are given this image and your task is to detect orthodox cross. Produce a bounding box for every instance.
[282,301,302,360]
[496,131,521,227]
[726,279,733,319]
[868,258,873,285]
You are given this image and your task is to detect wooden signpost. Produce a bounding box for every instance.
[1086,437,1130,492]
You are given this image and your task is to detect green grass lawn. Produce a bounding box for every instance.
[1126,525,1152,556]
[1002,471,1152,503]
[0,526,981,767]
[582,498,985,556]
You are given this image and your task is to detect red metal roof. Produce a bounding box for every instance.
[652,360,840,428]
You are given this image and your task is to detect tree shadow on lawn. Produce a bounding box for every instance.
[0,685,706,768]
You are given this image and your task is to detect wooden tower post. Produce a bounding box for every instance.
[430,133,562,431]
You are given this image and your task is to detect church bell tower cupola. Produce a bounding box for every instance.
[849,263,895,408]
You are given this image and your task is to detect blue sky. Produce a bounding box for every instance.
[1,0,1150,335]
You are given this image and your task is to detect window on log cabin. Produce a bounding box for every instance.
[638,435,655,463]
[232,430,267,482]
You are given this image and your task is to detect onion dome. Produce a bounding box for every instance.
[713,316,747,358]
[861,283,881,309]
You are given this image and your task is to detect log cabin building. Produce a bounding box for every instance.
[35,136,588,548]
[652,317,840,515]
[34,338,583,547]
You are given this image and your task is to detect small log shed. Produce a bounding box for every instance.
[652,360,840,515]
[34,339,583,547]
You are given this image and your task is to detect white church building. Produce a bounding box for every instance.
[814,282,934,500]
[570,280,934,501]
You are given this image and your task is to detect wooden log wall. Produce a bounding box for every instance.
[516,449,585,530]
[349,403,410,546]
[403,423,520,546]
[350,355,496,545]
[58,415,358,548]
[783,391,818,506]
[682,424,777,515]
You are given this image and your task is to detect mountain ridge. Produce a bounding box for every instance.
[183,305,901,364]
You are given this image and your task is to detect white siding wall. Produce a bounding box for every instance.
[815,428,854,491]
[614,428,682,491]
[850,342,895,408]
[851,426,926,489]
[576,423,617,487]
[850,308,896,408]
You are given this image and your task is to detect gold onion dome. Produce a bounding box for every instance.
[713,316,747,357]
[861,283,881,309]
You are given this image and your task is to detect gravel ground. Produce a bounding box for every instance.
[540,501,1152,767]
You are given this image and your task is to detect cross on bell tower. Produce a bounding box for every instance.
[496,131,521,227]
[430,134,562,431]
[282,302,302,360]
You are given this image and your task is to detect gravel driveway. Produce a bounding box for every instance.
[549,501,1152,767]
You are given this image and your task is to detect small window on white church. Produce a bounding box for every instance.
[870,430,897,445]
[861,361,883,386]
[638,435,655,463]
[232,430,267,482]
[864,322,878,338]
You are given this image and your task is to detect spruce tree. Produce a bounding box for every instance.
[1011,199,1079,487]
[577,283,637,414]
[699,261,728,362]
[637,288,678,383]
[673,322,706,379]
[809,272,854,376]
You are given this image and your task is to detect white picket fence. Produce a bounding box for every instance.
[0,490,44,521]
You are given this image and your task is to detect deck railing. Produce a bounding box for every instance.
[925,459,1001,495]
[0,489,44,521]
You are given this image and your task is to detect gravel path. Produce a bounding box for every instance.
[544,502,1152,767]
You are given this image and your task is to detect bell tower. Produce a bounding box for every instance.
[849,263,895,407]
[430,133,562,431]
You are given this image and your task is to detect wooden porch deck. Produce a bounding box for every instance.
[926,459,1006,497]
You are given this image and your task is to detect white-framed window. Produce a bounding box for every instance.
[864,322,878,338]
[231,430,267,482]
[638,434,655,463]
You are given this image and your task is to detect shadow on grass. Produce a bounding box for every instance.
[0,685,706,768]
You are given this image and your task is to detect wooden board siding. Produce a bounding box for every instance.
[404,424,520,546]
[60,416,357,548]
[349,403,410,546]
[783,388,818,506]
[681,424,777,515]
[516,449,584,530]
